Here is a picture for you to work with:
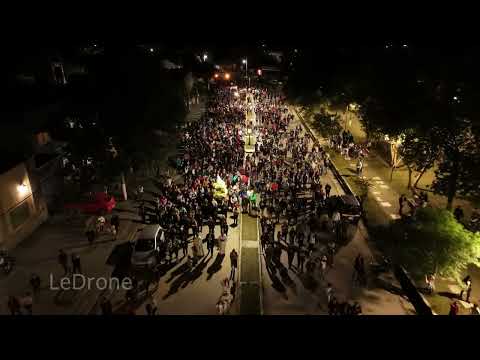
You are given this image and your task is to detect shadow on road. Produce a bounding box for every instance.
[206,253,225,280]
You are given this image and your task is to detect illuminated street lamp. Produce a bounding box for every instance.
[224,73,231,80]
[242,58,250,88]
[17,183,29,197]
[150,48,154,53]
[214,73,219,79]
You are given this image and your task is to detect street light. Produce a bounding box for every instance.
[224,73,231,80]
[203,54,208,62]
[242,58,250,88]
[17,183,29,197]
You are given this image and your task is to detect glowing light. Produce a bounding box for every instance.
[150,48,154,53]
[224,73,231,80]
[214,73,219,79]
[17,183,29,196]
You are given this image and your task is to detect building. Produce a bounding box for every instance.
[0,156,49,250]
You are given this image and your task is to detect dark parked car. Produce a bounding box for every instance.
[327,195,362,224]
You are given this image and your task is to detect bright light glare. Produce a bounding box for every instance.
[224,73,231,80]
[242,59,247,64]
[203,54,208,60]
[150,48,154,53]
[17,183,29,196]
[234,92,240,97]
[453,96,458,100]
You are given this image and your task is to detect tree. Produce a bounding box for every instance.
[432,121,480,209]
[399,129,441,189]
[374,207,480,281]
[312,109,342,138]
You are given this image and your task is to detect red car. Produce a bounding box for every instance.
[65,192,116,215]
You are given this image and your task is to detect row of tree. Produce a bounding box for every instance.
[48,45,202,198]
[286,44,480,209]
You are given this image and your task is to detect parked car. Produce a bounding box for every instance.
[327,195,362,224]
[64,192,116,215]
[131,225,165,269]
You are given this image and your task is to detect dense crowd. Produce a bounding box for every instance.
[133,85,362,315]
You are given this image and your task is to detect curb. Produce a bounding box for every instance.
[292,106,357,197]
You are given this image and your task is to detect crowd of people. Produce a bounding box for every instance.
[329,129,370,162]
[128,84,365,315]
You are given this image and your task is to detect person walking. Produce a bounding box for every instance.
[325,183,331,199]
[7,296,20,315]
[356,159,363,176]
[138,201,147,224]
[232,206,239,226]
[454,206,464,223]
[22,292,33,315]
[326,283,334,304]
[71,254,82,275]
[145,298,158,315]
[287,244,295,270]
[471,303,480,315]
[86,229,95,245]
[30,273,41,293]
[332,210,341,239]
[100,297,113,315]
[222,220,229,237]
[297,244,306,273]
[449,301,459,316]
[229,249,239,281]
[58,249,69,275]
[191,218,199,238]
[398,195,405,217]
[218,234,227,256]
[208,216,215,235]
[181,239,189,259]
[111,215,120,235]
[460,275,472,302]
[207,234,215,257]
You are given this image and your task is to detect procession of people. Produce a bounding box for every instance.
[126,82,366,315]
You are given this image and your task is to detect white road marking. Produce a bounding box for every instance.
[380,202,392,208]
[380,185,389,189]
[390,214,401,220]
[372,177,381,180]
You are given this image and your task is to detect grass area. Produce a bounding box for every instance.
[241,247,260,283]
[242,215,258,240]
[310,104,480,217]
[425,294,452,315]
[240,283,261,315]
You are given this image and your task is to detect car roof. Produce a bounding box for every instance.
[138,225,162,240]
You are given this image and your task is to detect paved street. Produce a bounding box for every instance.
[0,91,413,316]
[0,200,140,315]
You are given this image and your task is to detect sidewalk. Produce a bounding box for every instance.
[259,107,415,315]
[0,199,140,315]
[296,105,480,315]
